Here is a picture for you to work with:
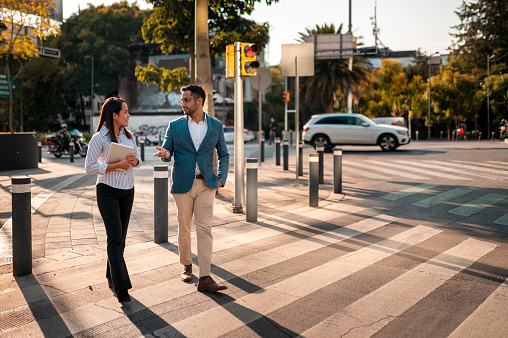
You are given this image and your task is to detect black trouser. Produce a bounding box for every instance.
[96,183,134,292]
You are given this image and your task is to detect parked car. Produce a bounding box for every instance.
[223,126,255,143]
[302,113,410,151]
[371,116,407,128]
[135,130,159,145]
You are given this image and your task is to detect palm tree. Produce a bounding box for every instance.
[298,23,372,114]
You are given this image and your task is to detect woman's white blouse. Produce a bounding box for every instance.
[85,125,141,189]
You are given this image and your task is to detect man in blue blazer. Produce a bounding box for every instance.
[154,84,229,292]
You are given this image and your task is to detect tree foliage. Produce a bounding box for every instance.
[298,23,372,115]
[0,0,60,132]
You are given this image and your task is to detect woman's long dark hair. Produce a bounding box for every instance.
[96,97,132,143]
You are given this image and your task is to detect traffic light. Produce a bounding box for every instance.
[282,92,290,102]
[225,44,235,78]
[409,111,413,119]
[240,43,260,76]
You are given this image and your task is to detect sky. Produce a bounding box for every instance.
[64,0,464,66]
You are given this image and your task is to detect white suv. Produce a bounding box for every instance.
[302,113,410,151]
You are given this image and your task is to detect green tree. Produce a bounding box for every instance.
[483,72,508,126]
[431,68,483,138]
[56,1,149,127]
[0,0,60,132]
[298,23,372,115]
[376,59,408,116]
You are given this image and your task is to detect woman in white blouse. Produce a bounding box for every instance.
[85,97,141,304]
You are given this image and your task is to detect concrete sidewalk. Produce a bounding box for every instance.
[0,144,348,336]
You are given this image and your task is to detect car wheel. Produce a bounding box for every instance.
[379,134,398,151]
[311,134,330,150]
[54,153,62,158]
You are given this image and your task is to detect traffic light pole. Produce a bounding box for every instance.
[233,41,245,212]
[295,56,300,186]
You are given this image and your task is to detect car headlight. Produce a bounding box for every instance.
[397,131,407,136]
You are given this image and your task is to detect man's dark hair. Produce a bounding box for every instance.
[181,84,206,105]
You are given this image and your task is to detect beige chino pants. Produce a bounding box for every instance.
[172,178,216,277]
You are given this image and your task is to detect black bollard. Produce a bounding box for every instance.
[334,147,342,194]
[70,144,74,163]
[416,131,419,141]
[154,165,168,243]
[309,153,319,207]
[140,139,145,162]
[440,131,443,141]
[135,133,139,147]
[479,132,482,141]
[260,134,265,163]
[316,145,324,184]
[275,137,281,166]
[283,139,289,171]
[159,132,162,146]
[298,141,303,176]
[492,132,495,141]
[289,130,293,146]
[12,176,32,276]
[37,142,42,163]
[246,158,258,222]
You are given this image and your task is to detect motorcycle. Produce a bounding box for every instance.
[499,120,507,141]
[45,132,88,158]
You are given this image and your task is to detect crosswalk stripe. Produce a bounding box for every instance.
[153,225,441,337]
[494,213,508,226]
[342,166,388,179]
[468,161,508,171]
[391,160,489,179]
[344,161,429,180]
[412,188,472,208]
[301,238,497,337]
[432,160,508,176]
[448,280,508,337]
[381,183,438,201]
[486,160,508,166]
[364,160,473,180]
[448,193,508,217]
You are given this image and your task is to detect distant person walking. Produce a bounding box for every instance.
[85,97,141,304]
[154,84,230,292]
[269,117,278,145]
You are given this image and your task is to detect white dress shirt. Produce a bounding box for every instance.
[188,115,208,174]
[85,125,141,189]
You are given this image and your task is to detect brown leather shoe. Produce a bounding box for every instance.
[197,276,227,292]
[181,264,192,282]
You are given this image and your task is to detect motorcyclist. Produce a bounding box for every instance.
[59,123,71,152]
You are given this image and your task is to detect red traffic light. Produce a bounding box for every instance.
[244,44,259,58]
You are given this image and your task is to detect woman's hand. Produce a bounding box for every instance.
[125,153,138,166]
[117,159,131,171]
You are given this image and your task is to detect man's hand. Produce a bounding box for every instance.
[154,146,170,158]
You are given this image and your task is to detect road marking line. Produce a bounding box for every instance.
[364,160,472,181]
[432,160,508,176]
[381,184,438,201]
[494,213,508,226]
[301,238,497,338]
[412,188,472,208]
[154,226,441,338]
[344,161,429,180]
[448,193,508,217]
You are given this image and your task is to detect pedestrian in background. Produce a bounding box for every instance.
[85,97,141,304]
[154,84,229,292]
[269,117,278,145]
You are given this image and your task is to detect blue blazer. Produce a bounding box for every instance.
[161,113,229,194]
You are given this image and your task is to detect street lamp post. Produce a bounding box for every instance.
[428,52,439,140]
[487,55,495,138]
[85,56,94,134]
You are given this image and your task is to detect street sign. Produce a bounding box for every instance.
[0,75,17,98]
[281,43,315,77]
[249,68,272,91]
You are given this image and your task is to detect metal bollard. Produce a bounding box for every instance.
[12,176,32,276]
[275,137,281,166]
[452,132,455,141]
[316,145,324,184]
[283,139,289,171]
[135,133,139,147]
[289,130,293,145]
[37,142,42,163]
[69,144,74,163]
[246,158,258,222]
[159,132,162,146]
[479,132,482,141]
[153,166,168,243]
[416,131,419,141]
[298,141,303,176]
[309,153,319,207]
[260,134,265,163]
[440,131,443,141]
[492,132,495,141]
[334,147,342,194]
[140,139,145,162]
